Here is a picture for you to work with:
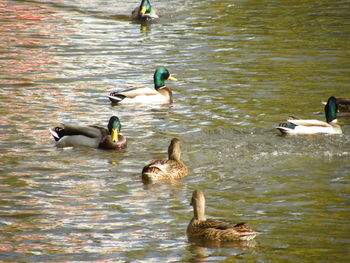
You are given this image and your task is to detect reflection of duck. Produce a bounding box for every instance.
[131,0,159,21]
[142,138,188,183]
[108,68,177,104]
[49,116,127,149]
[187,190,259,242]
[277,96,342,135]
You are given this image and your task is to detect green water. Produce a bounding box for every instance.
[0,0,349,262]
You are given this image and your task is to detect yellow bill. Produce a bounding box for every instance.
[140,6,147,15]
[168,75,178,81]
[111,128,119,142]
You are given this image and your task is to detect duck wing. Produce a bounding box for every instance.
[201,219,239,230]
[109,87,158,103]
[198,219,259,241]
[142,159,187,182]
[142,160,171,175]
[287,119,332,127]
[60,124,106,139]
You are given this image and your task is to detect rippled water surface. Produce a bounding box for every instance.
[1,0,350,262]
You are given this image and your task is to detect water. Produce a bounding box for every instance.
[1,0,349,262]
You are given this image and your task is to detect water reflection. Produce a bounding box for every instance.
[0,1,64,86]
[187,239,259,262]
[1,0,350,262]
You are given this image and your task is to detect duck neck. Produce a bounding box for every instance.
[325,97,338,123]
[154,76,165,90]
[168,145,181,161]
[193,200,206,221]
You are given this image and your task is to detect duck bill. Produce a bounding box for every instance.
[140,6,147,15]
[168,75,178,81]
[111,128,119,142]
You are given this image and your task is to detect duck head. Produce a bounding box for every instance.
[154,67,177,90]
[108,116,122,142]
[325,96,338,123]
[139,0,153,17]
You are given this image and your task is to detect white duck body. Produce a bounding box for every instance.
[108,86,170,104]
[276,96,342,135]
[108,68,176,105]
[277,119,342,135]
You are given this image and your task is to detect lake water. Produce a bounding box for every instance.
[1,0,349,262]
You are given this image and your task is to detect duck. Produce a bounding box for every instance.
[335,97,350,112]
[322,97,350,113]
[49,116,127,149]
[187,190,259,242]
[276,96,342,135]
[142,138,188,183]
[131,0,159,21]
[108,68,177,104]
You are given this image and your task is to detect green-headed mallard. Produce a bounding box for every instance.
[142,138,188,183]
[187,190,259,242]
[131,0,159,21]
[108,68,177,104]
[276,96,342,135]
[49,116,127,149]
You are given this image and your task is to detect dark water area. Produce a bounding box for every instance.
[0,0,349,262]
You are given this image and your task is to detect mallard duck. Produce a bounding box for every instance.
[322,97,350,112]
[187,190,259,242]
[108,68,177,104]
[335,97,350,112]
[131,0,159,21]
[49,116,127,149]
[142,138,188,183]
[276,96,342,135]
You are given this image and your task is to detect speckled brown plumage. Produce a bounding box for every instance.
[187,190,259,242]
[336,97,350,112]
[142,138,188,183]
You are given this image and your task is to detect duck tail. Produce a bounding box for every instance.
[276,121,296,134]
[49,127,65,141]
[108,92,126,103]
[234,222,260,240]
[49,128,60,141]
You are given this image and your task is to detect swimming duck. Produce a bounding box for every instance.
[142,138,188,183]
[322,97,350,113]
[131,0,159,21]
[335,97,350,112]
[187,190,259,242]
[108,68,177,104]
[276,96,342,135]
[49,116,127,149]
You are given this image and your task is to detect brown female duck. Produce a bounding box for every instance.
[187,190,259,242]
[142,138,188,183]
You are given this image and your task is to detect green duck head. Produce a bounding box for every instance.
[325,96,338,123]
[139,0,152,16]
[153,67,177,90]
[108,116,122,142]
